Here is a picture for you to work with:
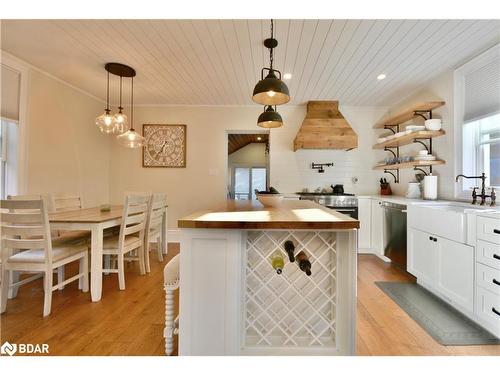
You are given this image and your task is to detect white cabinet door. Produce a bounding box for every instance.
[407,228,437,284]
[358,198,372,250]
[370,199,384,256]
[436,236,474,312]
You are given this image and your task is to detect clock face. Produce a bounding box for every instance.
[143,125,186,168]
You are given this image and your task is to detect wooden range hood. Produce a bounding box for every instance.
[293,101,358,151]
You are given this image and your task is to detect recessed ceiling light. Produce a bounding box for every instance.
[377,74,386,80]
[283,73,292,80]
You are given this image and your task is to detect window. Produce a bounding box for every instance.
[455,44,500,197]
[463,113,500,188]
[0,119,19,199]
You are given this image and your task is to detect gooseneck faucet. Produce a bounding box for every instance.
[455,173,496,206]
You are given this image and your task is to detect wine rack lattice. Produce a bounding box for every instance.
[245,231,337,348]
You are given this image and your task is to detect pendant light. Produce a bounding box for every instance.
[117,76,145,148]
[95,71,115,134]
[252,19,290,106]
[257,105,283,128]
[113,76,128,134]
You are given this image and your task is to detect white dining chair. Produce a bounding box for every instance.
[101,193,150,290]
[0,199,89,316]
[144,193,167,273]
[163,253,179,356]
[6,194,66,295]
[50,192,91,243]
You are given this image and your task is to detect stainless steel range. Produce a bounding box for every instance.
[298,193,358,219]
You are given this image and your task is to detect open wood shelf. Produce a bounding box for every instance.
[373,159,446,170]
[373,130,445,149]
[373,101,445,129]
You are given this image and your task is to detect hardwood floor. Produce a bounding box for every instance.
[1,248,499,356]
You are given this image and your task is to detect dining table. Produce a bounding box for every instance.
[49,205,168,302]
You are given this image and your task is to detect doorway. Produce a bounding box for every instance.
[227,132,269,200]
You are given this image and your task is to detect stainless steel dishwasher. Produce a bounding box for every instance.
[381,201,407,270]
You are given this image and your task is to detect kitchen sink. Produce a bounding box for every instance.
[408,201,499,243]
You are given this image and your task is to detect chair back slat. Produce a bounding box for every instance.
[1,225,46,236]
[1,212,45,224]
[3,238,46,249]
[127,203,149,215]
[52,193,83,212]
[118,194,151,247]
[1,199,53,264]
[123,223,145,236]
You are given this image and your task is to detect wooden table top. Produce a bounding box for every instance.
[49,205,123,223]
[178,200,359,230]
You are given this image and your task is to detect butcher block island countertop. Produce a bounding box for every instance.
[177,199,359,230]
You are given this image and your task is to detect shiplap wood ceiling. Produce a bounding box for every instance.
[1,19,499,106]
[228,133,268,154]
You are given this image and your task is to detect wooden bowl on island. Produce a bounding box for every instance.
[256,192,284,207]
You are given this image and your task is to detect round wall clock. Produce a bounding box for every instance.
[142,124,187,168]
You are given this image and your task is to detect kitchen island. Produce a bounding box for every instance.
[178,200,359,355]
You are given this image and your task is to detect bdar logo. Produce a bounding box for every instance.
[1,341,17,356]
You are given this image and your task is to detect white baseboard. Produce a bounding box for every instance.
[167,229,181,243]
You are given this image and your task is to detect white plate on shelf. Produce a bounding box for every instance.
[406,125,426,132]
[414,156,436,161]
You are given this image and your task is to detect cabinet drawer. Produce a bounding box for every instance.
[476,216,500,244]
[476,263,500,297]
[475,286,500,333]
[476,239,500,271]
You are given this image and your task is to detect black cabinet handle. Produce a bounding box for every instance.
[493,279,500,287]
[429,236,433,241]
[492,307,500,317]
[494,254,500,260]
[494,229,500,234]
[433,238,437,242]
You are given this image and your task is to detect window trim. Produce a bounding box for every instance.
[1,51,30,195]
[453,43,500,200]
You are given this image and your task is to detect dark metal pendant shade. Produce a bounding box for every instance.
[252,69,290,106]
[257,106,283,128]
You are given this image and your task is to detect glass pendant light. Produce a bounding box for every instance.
[252,19,290,106]
[257,105,283,128]
[95,71,115,134]
[113,76,128,134]
[117,77,144,148]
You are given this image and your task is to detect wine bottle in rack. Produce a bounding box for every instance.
[296,251,312,276]
[270,251,285,275]
[284,240,296,262]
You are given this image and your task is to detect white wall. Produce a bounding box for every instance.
[25,69,111,207]
[108,105,387,228]
[382,71,455,199]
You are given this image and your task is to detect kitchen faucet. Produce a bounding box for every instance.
[455,172,496,206]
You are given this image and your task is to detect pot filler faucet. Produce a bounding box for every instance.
[455,172,496,206]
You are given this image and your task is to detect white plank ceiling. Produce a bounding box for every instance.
[1,19,499,106]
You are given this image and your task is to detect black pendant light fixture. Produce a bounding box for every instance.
[252,19,290,106]
[257,105,283,128]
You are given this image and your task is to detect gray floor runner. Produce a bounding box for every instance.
[375,281,500,346]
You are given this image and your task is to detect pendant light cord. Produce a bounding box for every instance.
[130,76,134,131]
[119,76,123,111]
[106,71,110,112]
[269,19,274,70]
